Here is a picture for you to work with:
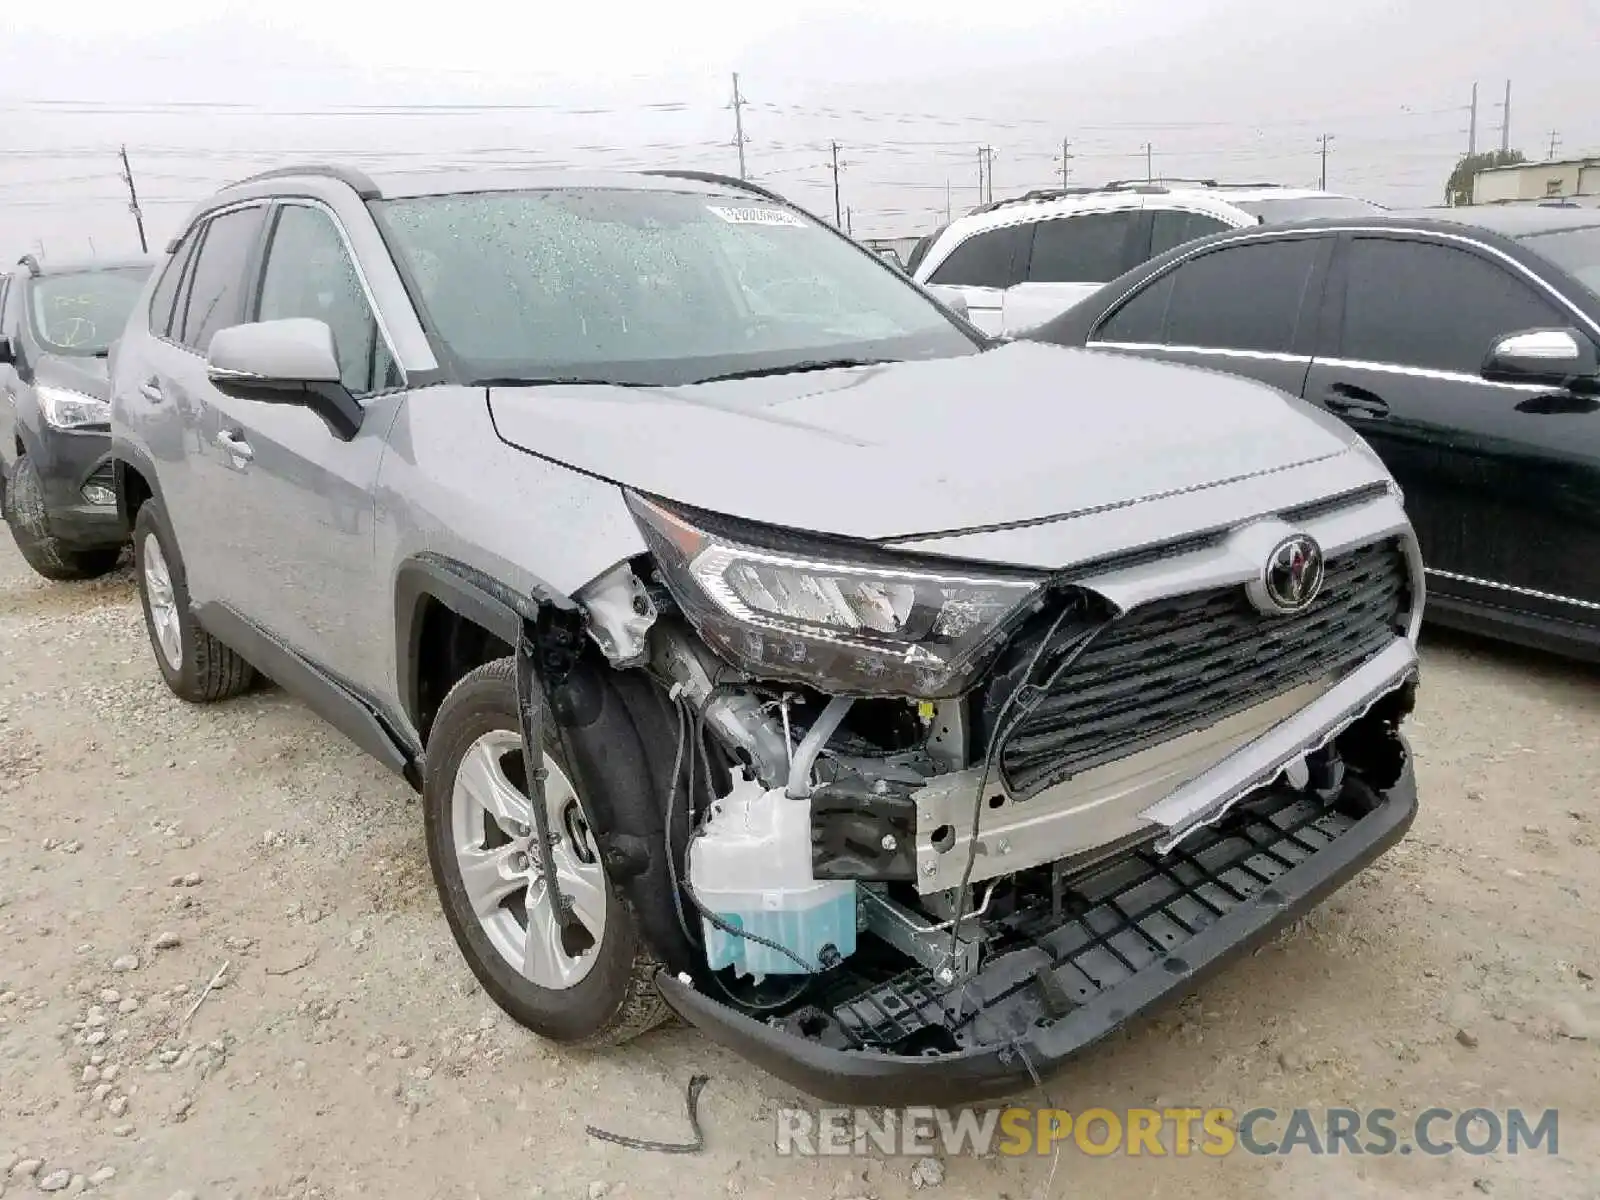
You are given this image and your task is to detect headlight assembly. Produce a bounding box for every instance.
[36,385,111,430]
[627,492,1045,697]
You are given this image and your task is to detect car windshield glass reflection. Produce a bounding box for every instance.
[376,188,979,388]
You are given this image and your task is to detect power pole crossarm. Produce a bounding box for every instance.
[118,145,148,254]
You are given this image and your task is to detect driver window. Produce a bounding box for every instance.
[256,205,400,396]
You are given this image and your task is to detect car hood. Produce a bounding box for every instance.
[487,340,1351,542]
[34,353,111,399]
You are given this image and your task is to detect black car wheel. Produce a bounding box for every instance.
[3,454,122,581]
[423,658,667,1047]
[132,499,255,702]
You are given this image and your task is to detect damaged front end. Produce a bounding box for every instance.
[568,481,1423,1104]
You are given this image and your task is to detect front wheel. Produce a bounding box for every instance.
[3,454,122,581]
[423,658,667,1047]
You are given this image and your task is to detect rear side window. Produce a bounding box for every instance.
[1027,212,1140,283]
[148,231,199,339]
[175,206,266,353]
[256,204,400,396]
[927,226,1021,288]
[1150,210,1232,258]
[1339,237,1563,374]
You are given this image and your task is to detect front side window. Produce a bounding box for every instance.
[377,187,979,387]
[925,225,1022,289]
[1520,226,1600,298]
[257,205,400,396]
[1340,238,1561,374]
[1027,212,1140,283]
[177,206,266,353]
[26,266,152,357]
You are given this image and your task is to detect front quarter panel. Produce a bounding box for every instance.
[376,385,649,737]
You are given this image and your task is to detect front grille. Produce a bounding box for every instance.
[999,538,1410,799]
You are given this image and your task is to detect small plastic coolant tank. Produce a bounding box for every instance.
[687,773,857,980]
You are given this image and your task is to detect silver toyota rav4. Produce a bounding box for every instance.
[110,165,1422,1103]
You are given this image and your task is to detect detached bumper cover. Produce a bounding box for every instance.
[655,753,1417,1106]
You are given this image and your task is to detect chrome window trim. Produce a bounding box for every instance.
[1427,567,1600,612]
[1313,356,1552,392]
[263,198,407,396]
[1089,339,1310,364]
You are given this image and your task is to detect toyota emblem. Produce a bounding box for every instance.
[1263,535,1325,612]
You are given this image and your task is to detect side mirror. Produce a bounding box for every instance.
[206,319,362,440]
[0,335,14,367]
[938,291,970,319]
[1482,327,1600,391]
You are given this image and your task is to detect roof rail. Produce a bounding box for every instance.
[227,163,383,200]
[972,186,1107,214]
[1104,177,1218,190]
[642,169,787,204]
[17,253,42,277]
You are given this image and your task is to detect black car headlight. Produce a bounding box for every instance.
[627,493,1045,698]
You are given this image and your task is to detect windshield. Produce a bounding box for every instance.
[1520,226,1600,297]
[374,188,980,386]
[1233,196,1386,224]
[28,266,150,356]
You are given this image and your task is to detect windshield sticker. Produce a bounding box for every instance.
[706,204,807,228]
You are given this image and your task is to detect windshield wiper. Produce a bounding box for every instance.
[688,357,899,384]
[472,376,654,388]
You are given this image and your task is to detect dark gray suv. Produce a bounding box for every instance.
[111,164,1424,1103]
[1,254,152,578]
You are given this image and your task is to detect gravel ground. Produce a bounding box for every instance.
[1,537,1597,1200]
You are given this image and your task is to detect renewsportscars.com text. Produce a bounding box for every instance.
[775,1106,1560,1158]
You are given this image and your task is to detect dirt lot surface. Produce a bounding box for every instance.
[1,538,1597,1200]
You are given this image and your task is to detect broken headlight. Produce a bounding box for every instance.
[628,493,1044,697]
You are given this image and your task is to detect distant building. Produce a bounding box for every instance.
[1472,157,1600,207]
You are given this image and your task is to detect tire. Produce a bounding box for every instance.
[423,657,667,1048]
[3,454,122,581]
[132,499,255,703]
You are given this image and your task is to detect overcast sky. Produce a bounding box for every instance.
[3,0,1598,260]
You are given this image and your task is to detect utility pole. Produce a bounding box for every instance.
[945,178,952,223]
[1467,81,1478,156]
[1497,80,1512,154]
[1059,137,1072,189]
[118,144,148,254]
[1548,129,1561,160]
[1144,142,1154,183]
[976,146,995,204]
[729,73,748,180]
[845,206,852,236]
[830,141,843,226]
[1317,134,1333,190]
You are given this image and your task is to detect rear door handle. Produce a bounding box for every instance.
[140,379,164,403]
[1322,383,1390,420]
[215,429,254,464]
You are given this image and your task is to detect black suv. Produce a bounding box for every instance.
[0,253,153,579]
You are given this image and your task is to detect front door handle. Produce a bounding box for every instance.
[140,379,164,403]
[215,429,254,464]
[1322,382,1390,420]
